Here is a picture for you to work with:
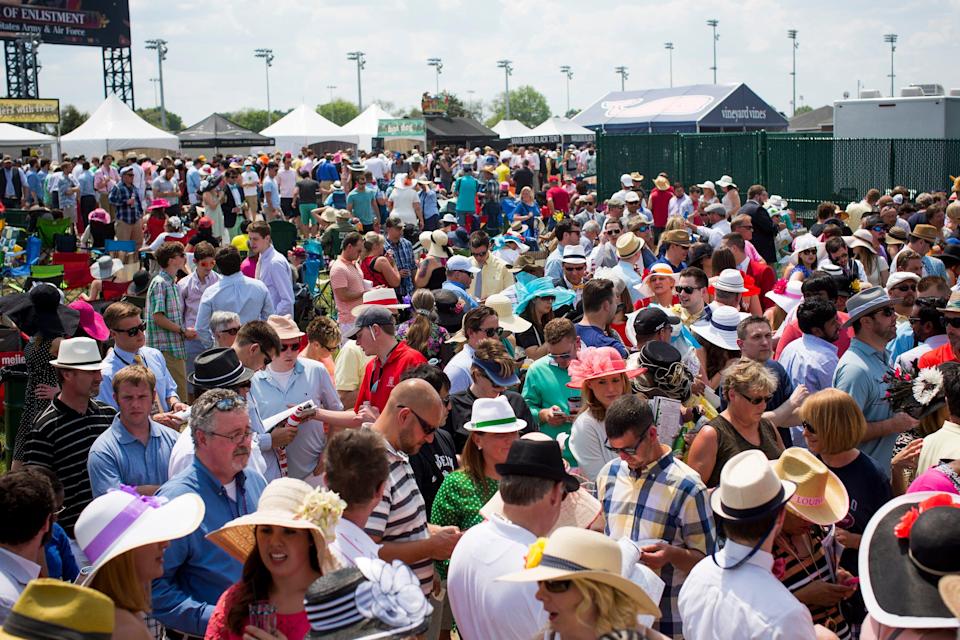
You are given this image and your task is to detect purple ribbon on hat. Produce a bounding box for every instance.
[83,485,168,564]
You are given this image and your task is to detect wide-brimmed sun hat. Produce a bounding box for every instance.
[464,396,525,432]
[716,175,737,189]
[772,448,849,526]
[484,293,532,334]
[90,254,123,280]
[513,276,576,315]
[634,263,680,299]
[67,300,109,341]
[692,305,748,351]
[427,230,450,259]
[654,175,670,191]
[88,208,111,225]
[765,279,804,314]
[146,198,169,211]
[353,288,410,314]
[566,347,645,389]
[790,233,825,265]
[842,286,895,327]
[268,314,306,340]
[75,486,205,586]
[208,478,344,573]
[498,527,661,619]
[0,579,115,640]
[711,449,796,522]
[859,492,960,630]
[697,180,716,192]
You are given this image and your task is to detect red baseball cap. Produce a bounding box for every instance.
[197,216,213,229]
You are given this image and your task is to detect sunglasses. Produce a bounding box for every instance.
[397,404,440,436]
[217,326,241,336]
[550,351,576,362]
[802,420,816,434]
[675,285,699,295]
[871,225,887,232]
[540,580,572,594]
[890,284,916,293]
[800,248,818,256]
[482,327,504,338]
[636,225,650,233]
[564,265,586,272]
[738,390,772,405]
[471,251,488,258]
[945,317,960,328]
[604,430,647,456]
[115,322,146,337]
[279,342,300,353]
[605,229,621,235]
[869,307,896,318]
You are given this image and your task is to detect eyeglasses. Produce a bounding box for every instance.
[675,285,699,295]
[737,390,772,405]
[116,322,146,337]
[471,250,488,259]
[216,326,241,336]
[890,284,916,293]
[540,580,573,594]
[801,420,816,434]
[482,327,504,338]
[206,428,254,444]
[550,350,576,362]
[397,404,440,437]
[279,342,300,353]
[738,225,754,231]
[945,316,960,328]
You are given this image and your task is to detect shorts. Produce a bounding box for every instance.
[299,203,316,225]
[280,197,296,218]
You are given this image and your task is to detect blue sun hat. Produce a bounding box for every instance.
[514,276,576,316]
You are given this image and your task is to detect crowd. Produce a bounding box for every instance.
[0,142,959,640]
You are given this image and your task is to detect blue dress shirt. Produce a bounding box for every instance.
[441,280,478,311]
[195,272,274,348]
[98,346,180,411]
[255,245,295,317]
[87,416,179,497]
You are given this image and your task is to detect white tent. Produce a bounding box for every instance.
[513,117,596,144]
[0,123,55,146]
[341,104,395,152]
[259,105,358,154]
[61,94,179,157]
[491,119,532,140]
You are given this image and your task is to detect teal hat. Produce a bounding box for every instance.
[514,277,576,316]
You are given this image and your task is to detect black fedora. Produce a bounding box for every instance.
[938,243,960,267]
[189,347,254,389]
[495,440,580,493]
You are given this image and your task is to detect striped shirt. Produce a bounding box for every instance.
[597,452,717,640]
[21,398,116,538]
[364,437,433,594]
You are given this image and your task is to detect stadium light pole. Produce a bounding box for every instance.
[427,58,443,95]
[326,85,336,103]
[788,30,798,116]
[707,19,719,83]
[664,42,674,87]
[149,77,159,107]
[615,66,629,92]
[145,39,168,129]
[497,59,513,119]
[560,65,573,114]
[254,48,275,125]
[884,33,897,97]
[347,51,366,110]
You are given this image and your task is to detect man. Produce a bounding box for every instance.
[195,246,273,348]
[722,232,775,308]
[623,190,646,225]
[469,230,514,302]
[901,224,946,279]
[146,242,194,398]
[443,305,499,394]
[598,395,715,639]
[108,165,145,248]
[605,195,626,224]
[679,450,821,640]
[886,271,922,364]
[778,299,841,393]
[833,288,919,475]
[521,318,580,466]
[544,219,582,281]
[177,242,220,389]
[153,165,180,214]
[0,470,54,623]
[330,232,366,330]
[513,159,535,193]
[21,337,115,548]
[261,162,281,220]
[917,361,960,473]
[448,439,573,640]
[775,274,855,358]
[0,155,28,209]
[938,244,960,290]
[384,216,415,299]
[895,296,948,373]
[441,254,481,311]
[186,158,203,206]
[688,202,730,248]
[315,153,340,189]
[612,173,635,202]
[673,267,709,326]
[87,366,178,497]
[574,193,605,229]
[221,169,247,235]
[99,302,185,418]
[152,389,267,637]
[918,292,960,371]
[546,175,570,220]
[245,220,295,317]
[576,278,627,357]
[276,154,297,219]
[365,379,460,598]
[55,159,80,231]
[737,184,778,263]
[452,164,479,230]
[614,231,646,305]
[240,161,260,214]
[93,154,119,211]
[730,214,766,263]
[631,306,680,350]
[348,306,427,412]
[590,218,621,271]
[668,182,694,219]
[652,229,690,272]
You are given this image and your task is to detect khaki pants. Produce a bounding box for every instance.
[114,219,144,262]
[162,351,188,401]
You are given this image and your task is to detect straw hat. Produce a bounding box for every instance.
[561,245,587,264]
[208,478,345,573]
[510,253,547,274]
[886,226,908,245]
[765,279,804,314]
[772,448,849,526]
[939,575,960,620]
[659,229,691,247]
[336,208,353,220]
[267,314,306,340]
[90,254,123,280]
[464,396,526,433]
[498,527,661,619]
[654,176,670,191]
[710,449,796,522]
[939,290,960,314]
[49,337,105,371]
[315,207,337,224]
[74,487,205,586]
[0,579,115,640]
[849,229,877,254]
[616,231,644,259]
[427,230,450,259]
[353,288,410,314]
[566,347,645,389]
[485,293,532,334]
[692,305,748,351]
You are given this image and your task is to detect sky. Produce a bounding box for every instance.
[29,0,960,127]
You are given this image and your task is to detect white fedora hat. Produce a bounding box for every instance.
[711,268,749,294]
[710,449,796,521]
[353,288,410,313]
[765,279,804,314]
[561,244,588,265]
[464,396,526,433]
[692,305,748,351]
[75,487,204,586]
[49,337,105,371]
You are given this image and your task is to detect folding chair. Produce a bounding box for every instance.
[1,210,31,231]
[29,264,64,288]
[36,218,73,249]
[101,279,131,301]
[103,239,137,253]
[302,258,321,296]
[62,262,94,300]
[52,252,90,266]
[268,220,298,256]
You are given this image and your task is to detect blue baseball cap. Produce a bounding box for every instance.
[472,354,520,388]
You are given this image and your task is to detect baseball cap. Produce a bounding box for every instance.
[620,173,634,187]
[633,307,680,336]
[446,255,480,274]
[624,191,641,203]
[343,306,396,339]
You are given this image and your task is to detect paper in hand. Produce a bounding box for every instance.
[649,396,683,446]
[262,400,314,431]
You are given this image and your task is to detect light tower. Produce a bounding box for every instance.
[615,66,629,91]
[254,48,275,125]
[145,39,168,129]
[707,19,719,83]
[788,30,798,116]
[560,65,573,114]
[347,51,366,110]
[664,42,674,87]
[884,33,898,97]
[427,58,443,94]
[497,59,513,119]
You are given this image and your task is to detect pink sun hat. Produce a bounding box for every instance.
[67,299,109,341]
[566,347,646,389]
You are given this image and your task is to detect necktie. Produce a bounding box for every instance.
[473,266,482,298]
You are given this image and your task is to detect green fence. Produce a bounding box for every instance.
[597,131,960,218]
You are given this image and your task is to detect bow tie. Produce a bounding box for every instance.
[571,283,585,290]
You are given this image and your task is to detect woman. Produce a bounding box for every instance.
[514,276,575,360]
[359,231,401,289]
[413,230,451,290]
[771,448,855,639]
[690,305,746,392]
[687,243,714,277]
[687,357,785,487]
[764,279,803,333]
[75,485,205,639]
[568,347,645,481]
[431,395,524,579]
[850,229,889,287]
[207,478,343,640]
[786,234,824,282]
[500,527,664,639]
[696,180,719,216]
[397,288,449,362]
[83,254,127,302]
[634,263,679,310]
[717,175,741,216]
[201,175,227,243]
[594,268,632,345]
[514,186,541,244]
[299,315,340,379]
[79,207,115,250]
[144,215,186,252]
[885,226,908,260]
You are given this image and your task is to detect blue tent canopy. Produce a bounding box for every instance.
[573,83,788,133]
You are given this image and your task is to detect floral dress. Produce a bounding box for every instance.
[396,318,449,363]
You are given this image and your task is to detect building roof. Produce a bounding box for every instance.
[788,106,834,132]
[425,116,498,141]
[178,113,274,147]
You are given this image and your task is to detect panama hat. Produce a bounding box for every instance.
[710,449,796,522]
[498,527,661,619]
[90,254,123,280]
[427,230,450,259]
[0,579,115,640]
[939,575,960,620]
[49,337,104,371]
[765,279,804,314]
[267,314,305,340]
[616,231,644,259]
[315,207,337,224]
[464,396,525,433]
[188,347,255,389]
[692,305,748,351]
[850,229,878,254]
[886,226,908,245]
[716,175,737,189]
[561,244,587,264]
[208,478,344,574]
[789,234,826,265]
[353,288,410,314]
[510,253,547,274]
[859,492,960,630]
[634,263,680,299]
[708,268,751,295]
[654,175,670,191]
[842,286,895,327]
[484,293,532,334]
[939,291,960,314]
[566,347,645,389]
[74,487,204,586]
[772,448,849,526]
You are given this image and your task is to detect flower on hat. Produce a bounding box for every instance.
[566,347,639,388]
[913,367,944,406]
[355,558,432,629]
[524,537,548,569]
[293,488,346,541]
[772,279,788,295]
[894,493,959,539]
[553,211,564,223]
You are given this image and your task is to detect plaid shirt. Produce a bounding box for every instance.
[385,236,415,298]
[107,181,143,223]
[596,452,717,640]
[146,270,186,359]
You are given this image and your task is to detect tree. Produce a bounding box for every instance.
[439,92,483,121]
[485,85,550,128]
[564,108,581,119]
[317,99,359,126]
[135,107,184,132]
[373,99,399,116]
[793,105,814,115]
[60,105,88,134]
[223,108,291,133]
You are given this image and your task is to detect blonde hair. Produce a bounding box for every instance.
[89,549,151,613]
[799,388,866,454]
[360,231,384,260]
[583,373,630,422]
[721,357,778,402]
[570,577,643,636]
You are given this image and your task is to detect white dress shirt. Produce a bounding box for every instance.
[779,333,839,393]
[695,219,732,248]
[330,518,381,568]
[255,244,295,317]
[895,334,949,374]
[0,547,40,625]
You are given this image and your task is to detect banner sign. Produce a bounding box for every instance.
[378,118,425,139]
[0,1,131,48]
[0,98,59,123]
